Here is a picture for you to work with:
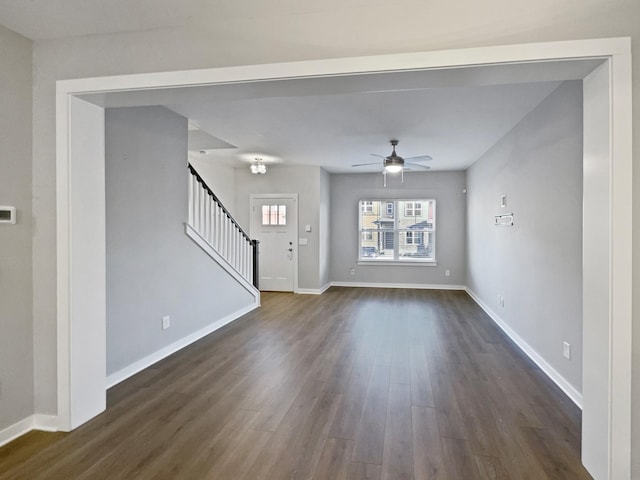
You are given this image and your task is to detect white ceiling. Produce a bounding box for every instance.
[79,60,601,173]
[180,81,561,172]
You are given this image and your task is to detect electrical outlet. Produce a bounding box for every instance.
[499,296,505,307]
[563,341,571,359]
[162,316,171,330]
[445,269,451,277]
[349,268,355,275]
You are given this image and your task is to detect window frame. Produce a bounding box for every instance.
[358,199,436,265]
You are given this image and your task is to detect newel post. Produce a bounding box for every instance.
[251,240,260,289]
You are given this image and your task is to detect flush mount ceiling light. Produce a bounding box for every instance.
[250,158,267,174]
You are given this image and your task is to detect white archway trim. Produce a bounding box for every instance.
[56,37,632,479]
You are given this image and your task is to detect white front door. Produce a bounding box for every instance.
[250,195,297,292]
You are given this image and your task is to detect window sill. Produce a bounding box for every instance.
[357,260,437,267]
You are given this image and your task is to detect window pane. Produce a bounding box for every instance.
[268,205,276,225]
[278,205,287,225]
[262,204,289,226]
[399,228,432,259]
[359,199,435,262]
[361,200,374,213]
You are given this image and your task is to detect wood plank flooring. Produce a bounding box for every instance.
[0,288,592,479]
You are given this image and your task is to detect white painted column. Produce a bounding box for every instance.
[57,96,107,430]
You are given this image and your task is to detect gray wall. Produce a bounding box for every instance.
[105,106,253,375]
[188,154,236,216]
[330,171,467,285]
[234,165,325,291]
[467,81,583,391]
[0,25,33,431]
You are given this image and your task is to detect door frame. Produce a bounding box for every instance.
[249,193,299,293]
[56,37,632,479]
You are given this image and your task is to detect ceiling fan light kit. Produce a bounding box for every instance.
[384,158,404,173]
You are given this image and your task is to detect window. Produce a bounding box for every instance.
[262,204,287,225]
[405,231,424,245]
[386,202,394,216]
[404,201,422,217]
[358,199,435,263]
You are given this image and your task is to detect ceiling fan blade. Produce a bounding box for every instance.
[370,153,386,159]
[352,162,381,167]
[403,155,433,162]
[405,164,431,170]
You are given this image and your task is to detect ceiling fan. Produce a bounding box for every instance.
[352,140,432,186]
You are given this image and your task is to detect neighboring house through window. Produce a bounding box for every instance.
[358,199,436,263]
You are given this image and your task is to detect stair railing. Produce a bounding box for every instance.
[187,164,259,289]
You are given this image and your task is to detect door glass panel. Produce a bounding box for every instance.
[262,204,287,226]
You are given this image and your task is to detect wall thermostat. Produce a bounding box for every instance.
[0,206,16,224]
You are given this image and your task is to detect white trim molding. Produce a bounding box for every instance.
[331,281,465,290]
[0,417,36,447]
[0,415,59,448]
[56,37,632,479]
[33,415,60,432]
[295,283,332,295]
[465,287,583,408]
[106,302,259,389]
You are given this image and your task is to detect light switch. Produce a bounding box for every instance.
[305,224,312,232]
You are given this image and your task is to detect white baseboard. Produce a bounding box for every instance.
[0,414,59,447]
[330,281,466,290]
[106,301,259,389]
[0,416,35,447]
[465,287,583,409]
[34,414,59,432]
[296,283,332,295]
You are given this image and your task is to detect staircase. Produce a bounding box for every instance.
[186,164,259,296]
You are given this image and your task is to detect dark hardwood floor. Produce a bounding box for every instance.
[0,288,592,479]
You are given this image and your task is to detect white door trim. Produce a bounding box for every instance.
[56,37,632,479]
[249,193,299,293]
